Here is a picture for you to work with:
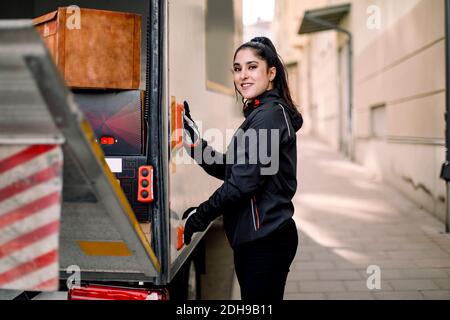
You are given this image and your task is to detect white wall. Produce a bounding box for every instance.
[273,0,447,222]
[351,0,446,221]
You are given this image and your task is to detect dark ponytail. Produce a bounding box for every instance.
[233,37,302,119]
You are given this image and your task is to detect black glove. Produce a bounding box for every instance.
[182,206,210,245]
[183,101,201,147]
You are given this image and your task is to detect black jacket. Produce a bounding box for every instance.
[191,89,303,248]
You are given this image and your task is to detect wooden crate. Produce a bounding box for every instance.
[33,7,141,90]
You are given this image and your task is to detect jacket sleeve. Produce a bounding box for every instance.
[187,139,226,181]
[197,109,282,221]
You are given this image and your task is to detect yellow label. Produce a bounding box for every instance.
[78,241,132,256]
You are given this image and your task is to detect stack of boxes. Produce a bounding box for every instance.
[34,7,151,222]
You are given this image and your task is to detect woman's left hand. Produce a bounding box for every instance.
[182,206,209,245]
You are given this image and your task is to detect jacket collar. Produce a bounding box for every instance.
[243,89,282,118]
[242,88,304,132]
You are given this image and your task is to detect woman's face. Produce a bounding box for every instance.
[233,48,276,100]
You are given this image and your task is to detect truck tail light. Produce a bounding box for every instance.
[100,136,116,145]
[138,165,154,203]
[68,284,169,300]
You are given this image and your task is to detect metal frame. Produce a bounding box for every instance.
[146,0,170,286]
[0,21,161,280]
[441,0,450,233]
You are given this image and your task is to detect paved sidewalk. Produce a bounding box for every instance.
[233,135,450,300]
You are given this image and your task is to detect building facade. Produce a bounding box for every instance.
[244,18,273,42]
[272,0,446,222]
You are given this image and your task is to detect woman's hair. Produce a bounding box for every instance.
[233,36,301,118]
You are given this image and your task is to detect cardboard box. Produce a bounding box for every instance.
[33,7,141,89]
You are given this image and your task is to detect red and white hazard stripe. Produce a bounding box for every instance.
[0,145,62,291]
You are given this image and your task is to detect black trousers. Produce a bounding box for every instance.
[233,218,298,301]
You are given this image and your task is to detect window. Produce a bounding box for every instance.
[205,0,236,95]
[370,103,386,138]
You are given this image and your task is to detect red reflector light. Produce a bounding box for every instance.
[100,136,115,145]
[138,165,154,203]
[68,285,169,300]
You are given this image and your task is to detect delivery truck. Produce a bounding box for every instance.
[0,0,242,300]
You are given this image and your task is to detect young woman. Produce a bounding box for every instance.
[182,37,303,300]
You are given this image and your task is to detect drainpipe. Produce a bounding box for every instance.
[441,0,450,233]
[306,15,353,159]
